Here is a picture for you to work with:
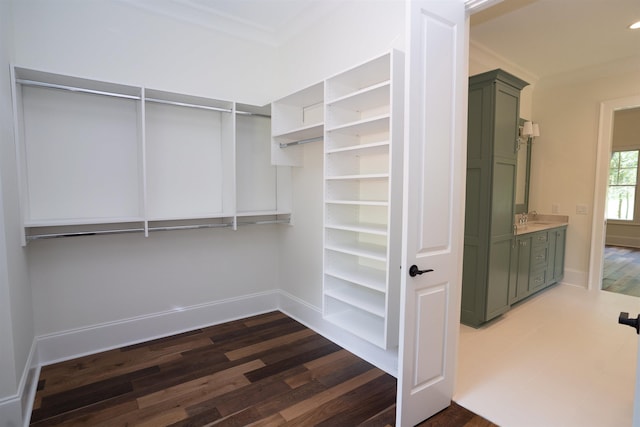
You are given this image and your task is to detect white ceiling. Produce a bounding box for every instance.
[117,0,343,47]
[119,0,640,79]
[470,0,640,80]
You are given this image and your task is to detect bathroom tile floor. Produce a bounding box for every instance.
[454,283,640,427]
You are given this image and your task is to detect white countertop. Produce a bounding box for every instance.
[514,214,569,235]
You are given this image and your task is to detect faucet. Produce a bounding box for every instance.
[519,212,528,225]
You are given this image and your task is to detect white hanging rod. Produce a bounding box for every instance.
[16,79,141,101]
[279,136,323,149]
[236,110,271,118]
[145,97,233,113]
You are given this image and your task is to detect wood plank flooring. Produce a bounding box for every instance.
[602,245,640,297]
[30,311,496,426]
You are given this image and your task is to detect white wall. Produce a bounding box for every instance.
[0,0,35,423]
[13,0,279,105]
[530,68,640,287]
[275,0,405,99]
[468,41,536,120]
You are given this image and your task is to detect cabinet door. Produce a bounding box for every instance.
[547,230,558,285]
[493,82,521,160]
[553,228,567,281]
[487,156,516,317]
[515,236,531,301]
[487,238,514,319]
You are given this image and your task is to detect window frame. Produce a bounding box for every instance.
[607,148,640,224]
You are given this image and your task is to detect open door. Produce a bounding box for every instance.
[396,1,468,426]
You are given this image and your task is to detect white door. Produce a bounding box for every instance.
[396,1,468,426]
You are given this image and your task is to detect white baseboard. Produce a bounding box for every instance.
[561,268,588,289]
[0,397,21,427]
[605,235,640,248]
[0,339,39,427]
[36,290,280,366]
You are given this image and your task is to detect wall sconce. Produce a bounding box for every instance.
[520,120,540,145]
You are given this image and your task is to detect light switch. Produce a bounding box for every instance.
[552,203,559,214]
[576,204,588,215]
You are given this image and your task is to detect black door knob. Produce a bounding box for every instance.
[618,312,640,334]
[409,265,434,277]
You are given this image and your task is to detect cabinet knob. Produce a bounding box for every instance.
[409,265,434,277]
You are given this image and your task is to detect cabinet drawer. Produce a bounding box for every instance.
[532,231,548,245]
[531,246,548,268]
[530,268,547,291]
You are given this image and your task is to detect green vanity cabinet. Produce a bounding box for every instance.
[529,231,549,293]
[461,69,529,327]
[510,234,532,304]
[508,226,567,307]
[548,226,567,284]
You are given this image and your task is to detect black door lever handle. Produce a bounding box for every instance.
[618,312,640,334]
[409,265,434,277]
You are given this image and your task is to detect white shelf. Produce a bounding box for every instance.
[324,282,385,318]
[272,123,324,142]
[326,114,390,135]
[325,173,389,181]
[323,307,385,348]
[327,81,391,110]
[324,241,387,261]
[325,52,392,102]
[146,213,231,222]
[325,140,389,154]
[236,210,291,217]
[324,221,387,236]
[325,200,388,206]
[24,216,145,227]
[325,263,386,292]
[271,82,324,166]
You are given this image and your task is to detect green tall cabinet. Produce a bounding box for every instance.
[462,69,529,327]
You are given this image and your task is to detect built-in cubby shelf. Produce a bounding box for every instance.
[12,67,291,244]
[321,49,403,350]
[271,82,324,167]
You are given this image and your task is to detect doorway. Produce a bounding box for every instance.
[600,107,640,297]
[589,95,640,291]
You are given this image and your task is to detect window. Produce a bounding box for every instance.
[607,150,639,220]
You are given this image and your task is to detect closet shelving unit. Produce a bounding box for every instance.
[12,67,291,245]
[322,50,404,350]
[271,82,324,167]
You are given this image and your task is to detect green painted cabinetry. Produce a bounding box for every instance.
[508,226,567,306]
[461,69,528,327]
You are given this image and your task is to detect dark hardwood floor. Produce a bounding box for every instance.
[603,245,640,297]
[30,311,496,426]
